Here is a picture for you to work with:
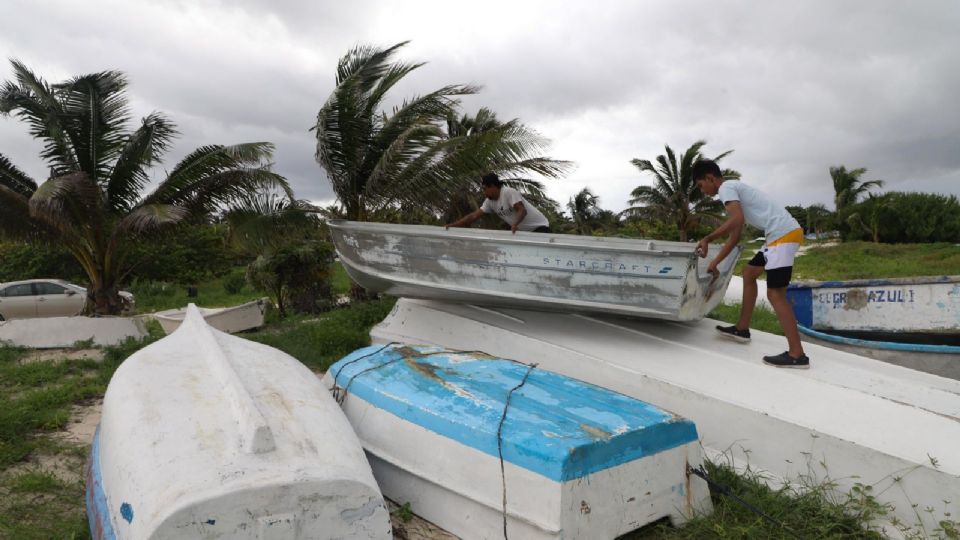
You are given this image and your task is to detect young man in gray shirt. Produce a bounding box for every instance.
[693,159,809,369]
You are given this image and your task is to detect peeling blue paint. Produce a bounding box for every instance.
[120,503,134,523]
[331,345,698,482]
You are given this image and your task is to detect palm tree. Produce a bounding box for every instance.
[0,61,287,314]
[313,41,475,221]
[830,165,883,214]
[624,141,739,242]
[567,188,602,235]
[314,42,570,222]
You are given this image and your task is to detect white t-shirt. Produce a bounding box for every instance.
[480,186,550,231]
[717,181,800,242]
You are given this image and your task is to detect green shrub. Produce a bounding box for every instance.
[845,192,960,243]
[222,270,246,294]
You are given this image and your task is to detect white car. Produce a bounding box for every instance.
[0,279,135,320]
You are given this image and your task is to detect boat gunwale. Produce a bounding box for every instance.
[153,297,268,322]
[790,275,960,289]
[328,219,707,257]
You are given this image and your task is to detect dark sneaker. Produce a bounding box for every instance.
[716,325,751,343]
[763,351,810,369]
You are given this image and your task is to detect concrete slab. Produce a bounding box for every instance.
[0,316,148,348]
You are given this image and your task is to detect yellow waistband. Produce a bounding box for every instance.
[767,228,804,246]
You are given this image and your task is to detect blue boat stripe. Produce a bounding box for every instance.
[86,427,118,540]
[332,346,698,482]
[798,325,960,354]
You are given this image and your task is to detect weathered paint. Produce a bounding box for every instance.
[788,276,960,334]
[324,345,711,540]
[329,345,699,482]
[0,316,147,348]
[154,297,269,335]
[371,298,960,536]
[87,304,392,539]
[328,220,739,321]
[85,427,117,540]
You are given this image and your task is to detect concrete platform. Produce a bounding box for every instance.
[0,316,148,348]
[372,298,960,537]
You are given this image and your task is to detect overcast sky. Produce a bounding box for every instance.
[2,0,958,213]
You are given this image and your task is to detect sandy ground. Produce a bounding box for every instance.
[20,348,104,364]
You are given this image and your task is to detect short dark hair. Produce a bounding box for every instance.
[480,172,502,187]
[691,159,723,181]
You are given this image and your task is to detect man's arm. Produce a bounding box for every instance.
[510,201,527,234]
[697,201,745,272]
[445,208,485,229]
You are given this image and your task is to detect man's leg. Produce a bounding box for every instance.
[767,287,805,358]
[736,263,764,331]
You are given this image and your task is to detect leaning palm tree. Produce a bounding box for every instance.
[314,42,570,222]
[0,60,288,314]
[567,188,602,235]
[313,41,475,221]
[830,165,883,214]
[623,141,739,242]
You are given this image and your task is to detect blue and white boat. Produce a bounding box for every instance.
[323,344,712,540]
[787,275,960,350]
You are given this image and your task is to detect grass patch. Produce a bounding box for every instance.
[244,297,397,372]
[331,261,352,295]
[708,303,784,336]
[128,276,264,313]
[627,460,889,539]
[0,330,163,540]
[793,242,960,281]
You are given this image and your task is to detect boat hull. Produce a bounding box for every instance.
[328,220,739,321]
[154,297,268,335]
[323,345,711,540]
[370,298,960,535]
[86,305,390,539]
[788,276,960,334]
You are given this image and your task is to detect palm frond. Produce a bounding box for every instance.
[0,152,38,197]
[106,112,178,212]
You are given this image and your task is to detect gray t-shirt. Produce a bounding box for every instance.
[718,181,800,241]
[480,186,549,231]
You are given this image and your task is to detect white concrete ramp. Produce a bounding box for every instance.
[373,298,960,537]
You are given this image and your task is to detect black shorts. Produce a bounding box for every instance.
[747,251,793,289]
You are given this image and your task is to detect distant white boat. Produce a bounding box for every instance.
[323,344,712,540]
[86,304,392,539]
[328,220,739,321]
[154,297,269,335]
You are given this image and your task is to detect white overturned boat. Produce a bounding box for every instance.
[372,298,960,537]
[328,220,739,321]
[86,305,391,539]
[323,344,712,540]
[154,297,268,335]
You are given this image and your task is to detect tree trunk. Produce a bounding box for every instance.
[87,285,123,316]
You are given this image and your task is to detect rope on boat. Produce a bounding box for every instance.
[331,343,539,539]
[687,465,806,540]
[496,362,538,540]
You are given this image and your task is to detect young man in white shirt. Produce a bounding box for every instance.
[445,173,551,233]
[693,159,810,369]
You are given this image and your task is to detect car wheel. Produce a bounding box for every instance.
[0,313,5,321]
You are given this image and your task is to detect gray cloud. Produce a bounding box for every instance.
[2,0,958,212]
